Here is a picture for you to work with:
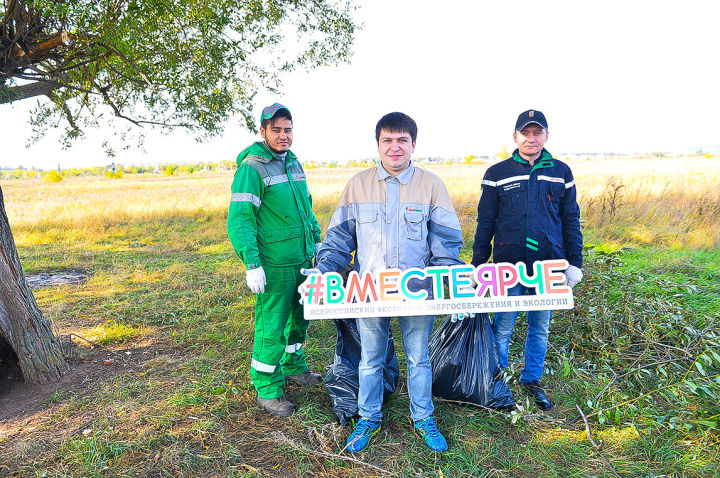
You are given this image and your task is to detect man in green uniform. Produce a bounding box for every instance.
[227,103,323,417]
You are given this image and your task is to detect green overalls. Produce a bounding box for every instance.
[227,142,322,398]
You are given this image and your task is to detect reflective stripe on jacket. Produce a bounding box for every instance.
[471,149,583,268]
[317,163,464,277]
[227,142,321,269]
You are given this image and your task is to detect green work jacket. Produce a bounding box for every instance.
[227,142,321,269]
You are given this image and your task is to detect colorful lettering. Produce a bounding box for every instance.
[379,270,402,301]
[543,260,570,294]
[305,274,325,305]
[299,261,574,308]
[475,265,498,297]
[345,271,379,303]
[426,266,449,299]
[400,268,428,300]
[451,265,476,298]
[517,261,545,294]
[497,263,519,296]
[326,272,345,304]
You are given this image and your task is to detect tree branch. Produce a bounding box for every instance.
[57,97,79,131]
[11,31,74,60]
[100,88,190,128]
[93,39,154,90]
[575,405,623,478]
[0,80,55,102]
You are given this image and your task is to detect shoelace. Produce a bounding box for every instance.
[350,419,377,438]
[416,418,441,437]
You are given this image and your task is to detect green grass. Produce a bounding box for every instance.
[1,170,719,477]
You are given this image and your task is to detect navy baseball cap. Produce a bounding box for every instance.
[515,109,548,131]
[259,103,291,127]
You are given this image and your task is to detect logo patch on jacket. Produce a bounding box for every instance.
[405,207,422,212]
[502,182,521,192]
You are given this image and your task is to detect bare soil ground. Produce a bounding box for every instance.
[1,269,119,437]
[0,338,162,441]
[24,269,89,289]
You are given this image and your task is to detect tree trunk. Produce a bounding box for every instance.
[0,185,68,384]
[0,81,56,104]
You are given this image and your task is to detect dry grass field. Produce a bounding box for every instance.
[0,154,719,477]
[8,155,718,250]
[308,155,720,251]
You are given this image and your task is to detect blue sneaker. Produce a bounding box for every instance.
[345,418,381,452]
[414,416,448,452]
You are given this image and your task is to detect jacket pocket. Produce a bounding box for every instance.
[403,210,425,241]
[547,182,565,208]
[356,206,381,246]
[549,182,565,197]
[499,182,528,211]
[264,226,301,243]
[357,208,377,223]
[257,226,303,265]
[492,227,522,263]
[495,229,521,245]
[544,231,566,260]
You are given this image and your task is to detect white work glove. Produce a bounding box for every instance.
[451,312,475,323]
[315,243,322,255]
[565,265,583,288]
[246,266,266,294]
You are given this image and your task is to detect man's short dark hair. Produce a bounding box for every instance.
[375,112,417,143]
[261,109,292,130]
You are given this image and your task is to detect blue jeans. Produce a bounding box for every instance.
[492,284,552,383]
[356,315,435,421]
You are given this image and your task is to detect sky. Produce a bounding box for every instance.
[2,0,719,170]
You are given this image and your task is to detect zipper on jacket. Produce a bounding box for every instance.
[285,161,312,258]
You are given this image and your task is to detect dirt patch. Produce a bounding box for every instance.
[25,269,89,289]
[0,337,170,440]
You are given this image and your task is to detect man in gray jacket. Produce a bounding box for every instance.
[310,112,464,453]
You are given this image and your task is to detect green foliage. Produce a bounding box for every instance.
[2,0,358,152]
[496,145,512,160]
[103,169,124,179]
[2,162,238,180]
[164,166,174,176]
[46,170,63,182]
[89,320,142,345]
[552,247,720,442]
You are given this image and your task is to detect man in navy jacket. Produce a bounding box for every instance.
[471,109,583,410]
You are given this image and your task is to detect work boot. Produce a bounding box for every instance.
[257,395,295,417]
[522,381,553,411]
[284,370,323,386]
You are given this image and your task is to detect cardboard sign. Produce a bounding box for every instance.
[300,260,574,320]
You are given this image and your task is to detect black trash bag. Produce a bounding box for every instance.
[324,318,400,425]
[429,313,515,409]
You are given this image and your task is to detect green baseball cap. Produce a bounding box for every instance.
[259,103,291,127]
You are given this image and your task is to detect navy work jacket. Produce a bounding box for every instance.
[471,149,583,269]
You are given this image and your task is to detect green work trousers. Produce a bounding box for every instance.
[250,261,311,399]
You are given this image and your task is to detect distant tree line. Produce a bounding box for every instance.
[0,154,519,181]
[0,161,238,180]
